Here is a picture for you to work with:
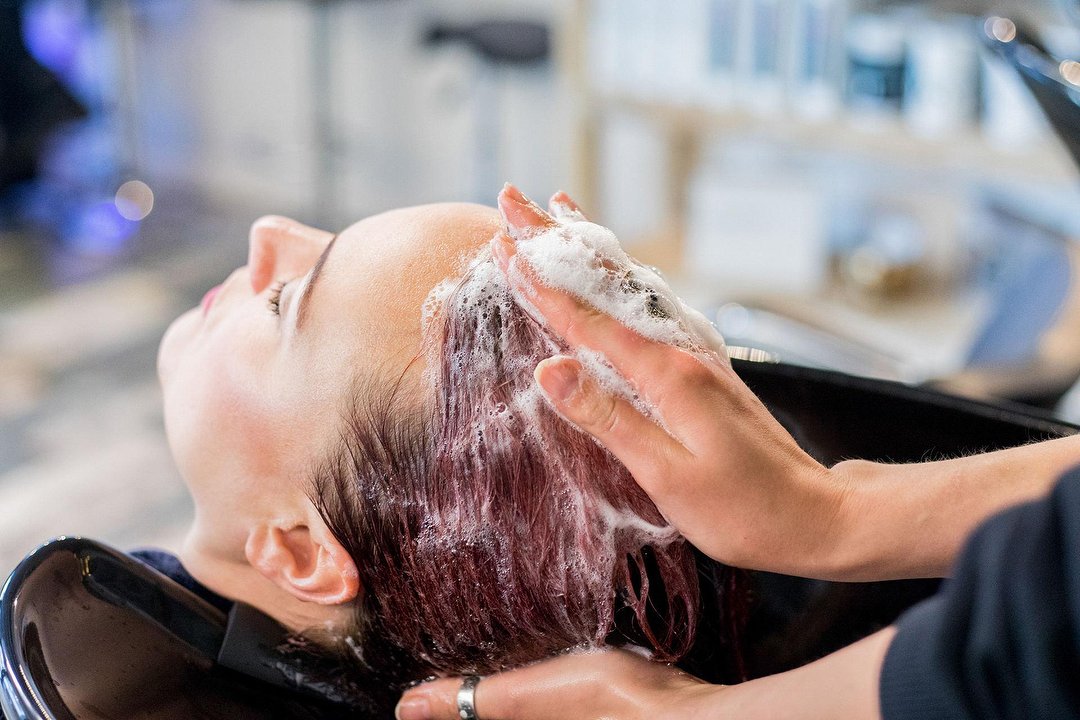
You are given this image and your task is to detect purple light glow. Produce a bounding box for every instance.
[67,200,139,254]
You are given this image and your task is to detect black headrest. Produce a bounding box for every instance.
[0,538,355,719]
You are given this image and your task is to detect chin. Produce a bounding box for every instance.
[157,307,198,386]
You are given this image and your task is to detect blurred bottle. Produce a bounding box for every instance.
[421,17,557,205]
[736,0,788,116]
[612,0,662,97]
[595,0,735,108]
[597,109,669,247]
[787,0,849,121]
[653,0,710,104]
[588,0,650,95]
[702,0,740,108]
[587,0,622,91]
[846,13,906,129]
[980,52,1051,151]
[903,17,979,139]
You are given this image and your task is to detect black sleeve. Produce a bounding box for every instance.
[879,468,1080,719]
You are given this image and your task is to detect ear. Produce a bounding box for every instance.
[244,520,360,606]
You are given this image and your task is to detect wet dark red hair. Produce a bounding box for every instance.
[309,255,744,703]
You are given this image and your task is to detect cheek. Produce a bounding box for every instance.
[158,308,198,384]
[162,321,287,499]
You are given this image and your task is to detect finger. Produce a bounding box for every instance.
[395,672,529,720]
[509,252,717,422]
[394,677,462,720]
[491,230,515,272]
[535,356,677,474]
[498,183,557,239]
[548,191,586,222]
[490,228,720,451]
[396,653,619,720]
[491,230,665,380]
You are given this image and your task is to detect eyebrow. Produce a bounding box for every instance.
[296,235,337,331]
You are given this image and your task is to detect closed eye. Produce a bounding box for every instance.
[267,279,288,316]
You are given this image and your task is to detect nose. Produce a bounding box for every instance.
[247,216,335,293]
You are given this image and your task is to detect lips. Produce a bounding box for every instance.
[201,285,222,317]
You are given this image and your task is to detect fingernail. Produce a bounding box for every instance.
[395,697,431,720]
[502,182,529,206]
[537,359,581,403]
[503,183,548,217]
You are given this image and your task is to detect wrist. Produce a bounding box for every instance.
[707,627,895,720]
[750,456,861,580]
[825,459,956,581]
[814,459,880,581]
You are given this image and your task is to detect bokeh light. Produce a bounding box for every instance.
[114,180,155,221]
[1061,60,1080,87]
[985,17,1017,44]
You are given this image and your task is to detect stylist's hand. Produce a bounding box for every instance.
[395,628,896,720]
[394,649,717,720]
[495,185,851,579]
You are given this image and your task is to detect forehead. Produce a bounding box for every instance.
[338,202,500,275]
[311,202,500,368]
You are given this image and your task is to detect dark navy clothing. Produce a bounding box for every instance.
[881,469,1080,719]
[128,547,233,614]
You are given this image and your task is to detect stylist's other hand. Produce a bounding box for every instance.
[394,649,716,720]
[494,185,850,580]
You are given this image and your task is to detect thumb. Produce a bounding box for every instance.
[534,356,673,469]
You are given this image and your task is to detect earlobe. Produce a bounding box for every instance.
[245,523,360,606]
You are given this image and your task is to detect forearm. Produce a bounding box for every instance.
[687,627,894,720]
[827,434,1080,581]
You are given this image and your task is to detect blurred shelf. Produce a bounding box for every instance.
[594,91,1079,184]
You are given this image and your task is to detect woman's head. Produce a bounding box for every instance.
[158,202,502,627]
[157,190,739,697]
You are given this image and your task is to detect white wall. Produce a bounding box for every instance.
[189,0,318,217]
[144,0,571,225]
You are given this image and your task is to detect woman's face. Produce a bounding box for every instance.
[158,203,500,561]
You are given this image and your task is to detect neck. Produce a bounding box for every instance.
[178,532,351,634]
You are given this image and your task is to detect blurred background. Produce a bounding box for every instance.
[1,0,1080,575]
